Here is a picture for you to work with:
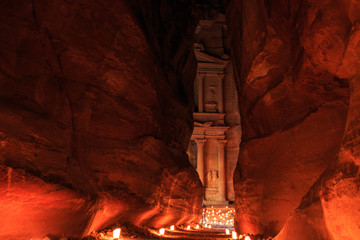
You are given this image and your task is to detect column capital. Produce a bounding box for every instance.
[217,139,228,144]
[195,138,206,144]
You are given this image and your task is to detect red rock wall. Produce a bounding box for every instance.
[0,0,203,239]
[227,0,360,238]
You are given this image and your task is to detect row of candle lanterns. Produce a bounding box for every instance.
[156,224,252,240]
[109,225,258,240]
[158,225,176,235]
[200,206,235,227]
[111,226,260,240]
[158,224,197,235]
[231,231,252,240]
[110,206,251,240]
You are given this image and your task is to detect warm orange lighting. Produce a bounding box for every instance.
[186,225,191,230]
[232,231,237,239]
[245,236,251,240]
[113,228,121,239]
[195,224,199,229]
[208,225,212,229]
[159,228,165,235]
[225,229,230,235]
[170,225,175,231]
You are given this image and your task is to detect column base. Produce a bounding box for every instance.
[203,200,230,206]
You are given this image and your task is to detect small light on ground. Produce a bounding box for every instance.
[225,229,230,235]
[232,231,237,239]
[195,224,199,229]
[245,236,251,240]
[186,225,191,230]
[113,228,121,239]
[170,225,175,231]
[159,228,165,235]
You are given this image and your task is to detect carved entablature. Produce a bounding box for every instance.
[191,121,229,141]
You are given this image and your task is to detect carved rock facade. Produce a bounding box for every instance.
[188,14,241,205]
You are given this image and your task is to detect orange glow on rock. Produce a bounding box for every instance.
[153,213,174,228]
[135,207,160,226]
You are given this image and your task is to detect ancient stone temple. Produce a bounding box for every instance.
[2,1,360,239]
[187,14,241,205]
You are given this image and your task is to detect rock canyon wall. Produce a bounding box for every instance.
[227,0,360,239]
[0,1,203,239]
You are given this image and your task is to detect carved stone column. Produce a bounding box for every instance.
[218,74,224,113]
[198,76,204,112]
[195,139,206,185]
[217,139,227,201]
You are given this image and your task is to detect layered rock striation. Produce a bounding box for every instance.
[227,0,360,239]
[0,1,203,239]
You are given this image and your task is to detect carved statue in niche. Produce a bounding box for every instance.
[205,85,218,112]
[207,85,217,103]
[206,170,218,188]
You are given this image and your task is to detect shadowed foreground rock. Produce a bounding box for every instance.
[227,0,360,239]
[0,1,203,239]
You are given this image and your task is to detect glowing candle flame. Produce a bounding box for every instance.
[232,231,237,239]
[113,228,121,239]
[245,236,251,240]
[195,224,199,229]
[208,225,212,229]
[225,229,230,235]
[187,225,191,230]
[170,225,175,231]
[159,228,165,235]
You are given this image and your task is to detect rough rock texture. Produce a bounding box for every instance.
[224,62,241,201]
[0,0,203,239]
[227,0,360,239]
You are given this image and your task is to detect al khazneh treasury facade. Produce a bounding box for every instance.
[187,14,241,205]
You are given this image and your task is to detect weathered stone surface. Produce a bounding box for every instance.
[226,0,360,238]
[190,13,240,204]
[0,0,202,238]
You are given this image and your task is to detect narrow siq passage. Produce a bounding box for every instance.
[1,0,360,240]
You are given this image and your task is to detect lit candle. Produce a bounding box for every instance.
[159,228,165,235]
[232,231,237,239]
[225,229,230,235]
[170,225,175,231]
[195,224,199,229]
[113,228,121,239]
[245,236,251,240]
[187,225,191,230]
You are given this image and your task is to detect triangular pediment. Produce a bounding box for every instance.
[195,50,227,65]
[194,121,213,127]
